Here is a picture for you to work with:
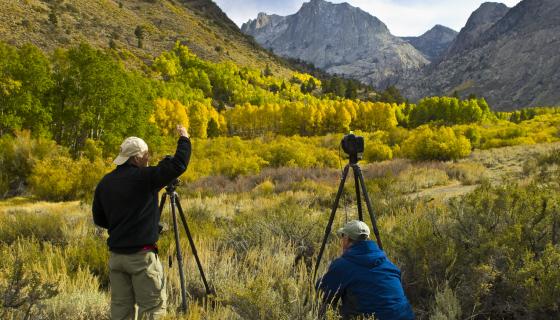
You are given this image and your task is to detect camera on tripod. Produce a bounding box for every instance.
[341,133,364,162]
[314,131,382,281]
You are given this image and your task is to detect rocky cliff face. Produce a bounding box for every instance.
[401,25,458,62]
[445,2,510,57]
[397,0,560,110]
[241,0,428,87]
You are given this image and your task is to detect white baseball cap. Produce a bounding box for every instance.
[113,137,149,165]
[337,220,370,241]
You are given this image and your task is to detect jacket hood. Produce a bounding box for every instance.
[342,240,386,268]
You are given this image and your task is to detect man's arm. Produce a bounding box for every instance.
[149,127,191,190]
[92,184,109,229]
[316,259,345,306]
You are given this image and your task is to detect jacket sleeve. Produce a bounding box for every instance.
[92,184,109,229]
[149,136,191,190]
[316,259,345,305]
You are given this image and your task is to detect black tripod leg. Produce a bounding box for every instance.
[313,164,350,282]
[158,193,167,215]
[354,164,383,250]
[170,195,188,313]
[174,195,213,296]
[353,168,363,221]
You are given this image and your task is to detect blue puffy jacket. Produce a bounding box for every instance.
[317,240,415,320]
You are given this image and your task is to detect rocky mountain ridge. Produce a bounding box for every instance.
[241,0,428,88]
[397,0,560,110]
[444,2,510,58]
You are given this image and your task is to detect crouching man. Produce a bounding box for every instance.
[317,220,415,320]
[92,125,190,320]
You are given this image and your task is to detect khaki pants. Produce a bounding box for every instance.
[109,251,167,320]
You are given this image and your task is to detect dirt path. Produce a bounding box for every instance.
[408,181,478,201]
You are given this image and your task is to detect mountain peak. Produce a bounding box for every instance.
[445,2,509,57]
[468,2,510,26]
[431,25,456,32]
[402,25,457,62]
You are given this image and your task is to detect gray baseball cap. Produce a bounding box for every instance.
[337,220,370,241]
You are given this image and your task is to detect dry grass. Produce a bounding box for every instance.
[2,143,560,318]
[466,141,560,182]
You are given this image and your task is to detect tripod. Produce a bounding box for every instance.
[158,179,213,313]
[313,153,383,281]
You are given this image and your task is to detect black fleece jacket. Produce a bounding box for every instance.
[92,137,191,253]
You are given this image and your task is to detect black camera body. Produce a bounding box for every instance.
[341,133,364,163]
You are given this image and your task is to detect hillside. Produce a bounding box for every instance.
[0,0,292,75]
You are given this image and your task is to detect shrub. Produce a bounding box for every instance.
[402,126,471,161]
[253,180,275,195]
[430,284,462,320]
[0,133,62,198]
[445,162,487,185]
[517,244,560,312]
[363,142,393,162]
[29,155,76,201]
[29,155,109,202]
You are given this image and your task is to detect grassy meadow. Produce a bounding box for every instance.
[1,140,560,319]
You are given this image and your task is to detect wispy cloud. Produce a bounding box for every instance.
[214,0,522,36]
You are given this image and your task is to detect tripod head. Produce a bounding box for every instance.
[165,178,181,193]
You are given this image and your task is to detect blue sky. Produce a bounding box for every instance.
[214,0,522,36]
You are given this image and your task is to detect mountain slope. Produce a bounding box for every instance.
[0,0,292,75]
[242,0,428,87]
[445,2,510,57]
[401,25,458,62]
[397,0,560,110]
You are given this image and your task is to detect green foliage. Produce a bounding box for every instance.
[375,85,406,104]
[49,43,156,153]
[430,284,461,320]
[134,26,145,48]
[409,96,492,127]
[517,244,560,311]
[0,43,53,137]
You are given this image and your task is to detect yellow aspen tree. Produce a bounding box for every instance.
[150,98,189,136]
[188,101,209,138]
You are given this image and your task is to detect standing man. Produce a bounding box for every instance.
[93,125,191,320]
[317,220,415,320]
